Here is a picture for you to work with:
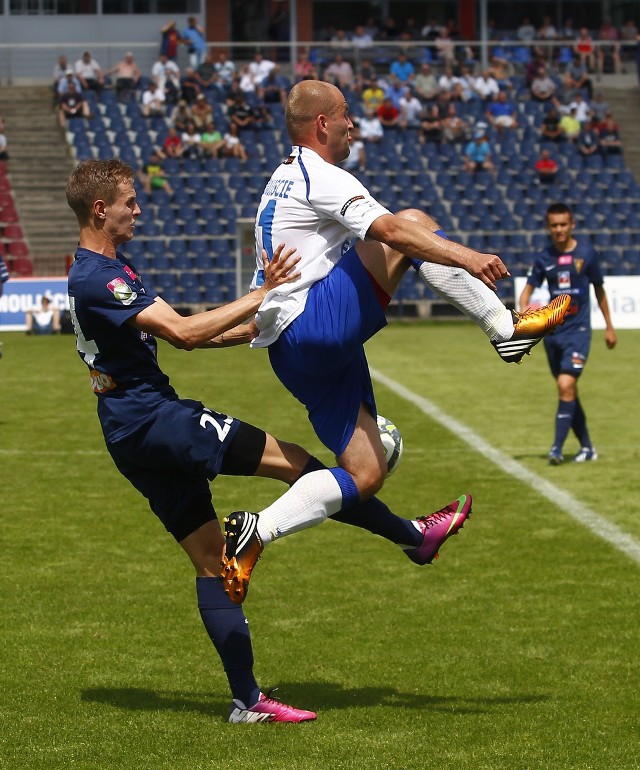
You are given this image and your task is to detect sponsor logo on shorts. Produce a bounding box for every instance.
[571,352,586,369]
[107,277,137,305]
[340,195,365,216]
[89,369,117,393]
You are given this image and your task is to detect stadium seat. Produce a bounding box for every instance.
[7,241,29,258]
[3,224,24,240]
[613,232,632,247]
[11,256,33,275]
[181,286,203,304]
[159,287,182,305]
[183,220,203,236]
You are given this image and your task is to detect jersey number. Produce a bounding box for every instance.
[200,409,233,442]
[258,199,277,261]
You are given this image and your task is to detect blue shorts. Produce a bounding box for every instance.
[544,329,591,379]
[106,397,240,541]
[268,246,388,457]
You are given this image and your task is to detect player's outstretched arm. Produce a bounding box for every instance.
[130,243,300,350]
[368,213,509,291]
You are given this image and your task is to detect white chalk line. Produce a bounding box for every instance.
[371,367,640,565]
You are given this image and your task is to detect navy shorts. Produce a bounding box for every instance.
[544,329,591,379]
[106,397,241,542]
[268,246,388,457]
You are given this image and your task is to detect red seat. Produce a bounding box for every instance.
[8,240,29,258]
[11,256,33,276]
[1,207,20,223]
[3,224,23,239]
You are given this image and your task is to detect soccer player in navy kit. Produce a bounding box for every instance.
[519,203,617,464]
[65,158,327,723]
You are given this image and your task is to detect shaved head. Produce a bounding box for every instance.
[285,80,344,142]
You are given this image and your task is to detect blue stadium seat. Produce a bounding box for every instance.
[466,234,485,250]
[181,286,203,303]
[172,252,192,271]
[160,287,182,305]
[153,270,176,290]
[613,232,632,247]
[201,270,220,289]
[178,271,200,288]
[508,233,529,250]
[203,285,228,304]
[161,220,182,237]
[204,219,224,236]
[189,239,209,256]
[531,233,549,249]
[183,220,203,236]
[193,251,216,270]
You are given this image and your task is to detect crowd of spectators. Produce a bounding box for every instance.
[49,12,640,189]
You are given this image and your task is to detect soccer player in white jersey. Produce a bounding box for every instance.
[221,80,570,601]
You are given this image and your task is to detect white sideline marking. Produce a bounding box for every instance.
[371,367,640,565]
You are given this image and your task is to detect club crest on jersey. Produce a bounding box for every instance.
[574,259,584,273]
[107,277,137,305]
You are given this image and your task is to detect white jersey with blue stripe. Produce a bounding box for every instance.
[251,145,390,347]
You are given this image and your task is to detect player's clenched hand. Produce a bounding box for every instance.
[462,249,510,292]
[262,243,301,291]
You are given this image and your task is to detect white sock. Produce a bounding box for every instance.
[417,262,515,342]
[256,470,344,545]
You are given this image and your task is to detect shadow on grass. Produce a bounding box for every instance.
[82,684,550,717]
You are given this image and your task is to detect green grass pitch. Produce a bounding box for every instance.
[1,323,639,770]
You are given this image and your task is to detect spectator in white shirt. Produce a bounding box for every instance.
[323,54,354,90]
[249,51,275,89]
[517,18,536,41]
[399,88,423,128]
[74,51,104,92]
[566,92,591,123]
[352,25,374,48]
[474,71,500,102]
[141,82,166,117]
[358,108,384,142]
[152,54,181,101]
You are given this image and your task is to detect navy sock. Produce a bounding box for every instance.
[411,229,449,271]
[330,495,422,547]
[196,576,260,707]
[553,399,576,452]
[572,398,591,448]
[297,457,420,546]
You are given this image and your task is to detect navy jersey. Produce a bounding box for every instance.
[68,247,172,442]
[526,240,604,334]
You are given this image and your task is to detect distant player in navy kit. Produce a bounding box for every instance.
[519,203,617,464]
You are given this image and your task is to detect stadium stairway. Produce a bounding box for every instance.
[0,85,78,275]
[599,73,640,179]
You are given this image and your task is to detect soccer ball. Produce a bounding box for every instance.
[377,414,404,476]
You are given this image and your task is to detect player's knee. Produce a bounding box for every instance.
[352,462,386,498]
